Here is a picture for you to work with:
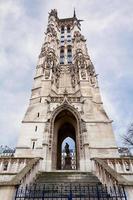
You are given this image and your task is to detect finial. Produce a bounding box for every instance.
[73,8,76,18]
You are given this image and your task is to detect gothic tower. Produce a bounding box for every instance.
[15,9,118,171]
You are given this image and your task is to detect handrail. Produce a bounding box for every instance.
[0,157,42,186]
[91,158,133,186]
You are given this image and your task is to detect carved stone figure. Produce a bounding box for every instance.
[47,24,57,37]
[74,31,85,43]
[71,74,76,88]
[44,51,56,79]
[52,64,60,88]
[81,69,86,79]
[45,69,50,79]
[65,143,70,156]
[76,52,86,70]
[49,9,58,19]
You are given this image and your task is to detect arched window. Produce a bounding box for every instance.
[67,46,72,64]
[67,25,71,43]
[67,25,71,33]
[61,26,64,34]
[60,48,64,64]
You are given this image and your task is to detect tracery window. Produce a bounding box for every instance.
[67,46,72,64]
[60,48,64,64]
[61,26,64,34]
[67,25,71,33]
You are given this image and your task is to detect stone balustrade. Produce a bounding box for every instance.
[20,157,42,187]
[91,157,133,200]
[91,158,119,187]
[0,157,42,200]
[0,157,42,186]
[102,158,133,174]
[0,157,31,174]
[102,158,133,182]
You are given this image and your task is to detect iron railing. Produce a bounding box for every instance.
[0,145,15,157]
[15,183,127,200]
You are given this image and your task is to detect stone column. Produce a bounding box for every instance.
[81,131,91,172]
[0,160,3,171]
[15,159,19,172]
[42,140,48,171]
[0,186,16,200]
[84,143,91,172]
[7,159,12,172]
[125,186,133,200]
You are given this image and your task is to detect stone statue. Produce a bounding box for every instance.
[63,143,72,170]
[65,143,70,156]
[81,69,86,79]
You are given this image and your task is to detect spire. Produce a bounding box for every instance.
[73,8,76,18]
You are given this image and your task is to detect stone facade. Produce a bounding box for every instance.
[0,9,133,200]
[15,9,118,171]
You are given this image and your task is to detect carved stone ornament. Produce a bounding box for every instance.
[39,46,47,58]
[45,69,50,79]
[74,31,85,42]
[73,50,88,80]
[47,24,57,37]
[70,65,76,88]
[44,50,57,79]
[75,51,86,70]
[51,64,60,88]
[44,122,50,132]
[87,63,95,76]
[49,9,58,19]
[81,120,87,133]
[81,69,86,79]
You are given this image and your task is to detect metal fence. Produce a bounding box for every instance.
[15,183,127,200]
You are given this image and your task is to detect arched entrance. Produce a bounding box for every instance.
[57,123,76,169]
[51,108,80,170]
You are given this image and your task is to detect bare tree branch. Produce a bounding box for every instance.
[123,123,133,147]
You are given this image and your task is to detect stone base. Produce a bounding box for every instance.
[63,156,72,170]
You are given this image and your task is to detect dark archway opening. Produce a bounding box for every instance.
[52,109,79,170]
[57,122,77,170]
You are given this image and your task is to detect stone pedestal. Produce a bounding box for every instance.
[63,155,72,170]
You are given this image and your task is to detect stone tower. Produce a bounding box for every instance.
[15,9,118,171]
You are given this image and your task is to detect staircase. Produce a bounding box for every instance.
[15,171,127,200]
[30,171,110,199]
[34,171,101,185]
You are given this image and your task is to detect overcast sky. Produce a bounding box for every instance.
[0,0,133,148]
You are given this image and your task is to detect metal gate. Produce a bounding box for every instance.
[15,183,127,200]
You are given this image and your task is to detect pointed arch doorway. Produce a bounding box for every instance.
[51,109,80,170]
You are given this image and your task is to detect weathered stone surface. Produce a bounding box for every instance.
[15,10,118,172]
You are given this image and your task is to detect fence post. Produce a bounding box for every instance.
[68,191,72,200]
[68,184,72,200]
[114,185,119,200]
[122,186,127,200]
[42,184,45,200]
[14,185,19,200]
[24,184,28,200]
[105,184,110,200]
[96,185,100,200]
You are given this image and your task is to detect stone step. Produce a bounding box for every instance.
[34,171,100,185]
